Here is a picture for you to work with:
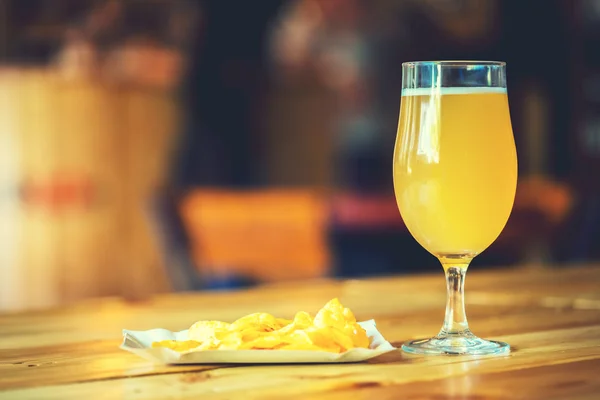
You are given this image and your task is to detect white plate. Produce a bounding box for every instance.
[120,320,397,364]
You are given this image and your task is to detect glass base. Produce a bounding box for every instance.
[402,332,510,356]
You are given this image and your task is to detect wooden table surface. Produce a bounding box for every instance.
[1,265,600,399]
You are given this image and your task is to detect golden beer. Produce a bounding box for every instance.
[393,87,517,259]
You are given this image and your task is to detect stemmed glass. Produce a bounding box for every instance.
[393,61,517,355]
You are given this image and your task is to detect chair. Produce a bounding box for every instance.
[179,189,330,284]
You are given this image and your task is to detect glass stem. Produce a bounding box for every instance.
[440,261,471,336]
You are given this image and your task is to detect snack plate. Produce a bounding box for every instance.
[120,320,397,364]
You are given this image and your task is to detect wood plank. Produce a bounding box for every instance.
[1,302,599,390]
[2,324,599,399]
[338,264,600,307]
[1,266,600,399]
[0,340,219,390]
[285,359,600,400]
[1,267,599,351]
[2,306,599,389]
[1,292,599,352]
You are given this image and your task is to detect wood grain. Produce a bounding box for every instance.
[1,265,600,399]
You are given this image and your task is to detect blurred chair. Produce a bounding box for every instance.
[179,189,330,286]
[148,192,259,291]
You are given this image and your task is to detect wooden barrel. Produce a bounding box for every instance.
[0,69,178,311]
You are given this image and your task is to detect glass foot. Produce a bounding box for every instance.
[402,332,510,355]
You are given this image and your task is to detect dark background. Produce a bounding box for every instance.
[1,0,599,308]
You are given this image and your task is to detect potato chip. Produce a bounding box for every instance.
[345,324,370,348]
[276,311,313,335]
[239,334,284,350]
[276,343,324,351]
[152,340,202,352]
[215,331,244,350]
[188,320,230,342]
[230,312,285,332]
[195,337,222,350]
[316,326,354,352]
[151,298,371,353]
[291,311,313,329]
[288,327,341,353]
[235,328,265,342]
[276,317,293,326]
[314,298,351,330]
[313,298,369,350]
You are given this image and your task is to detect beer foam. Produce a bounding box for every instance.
[401,87,507,96]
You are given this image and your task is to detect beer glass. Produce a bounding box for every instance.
[394,61,517,355]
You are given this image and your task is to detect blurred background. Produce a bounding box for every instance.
[0,0,598,311]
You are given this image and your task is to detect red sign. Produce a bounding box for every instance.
[21,174,94,212]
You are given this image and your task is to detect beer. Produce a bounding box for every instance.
[393,87,517,258]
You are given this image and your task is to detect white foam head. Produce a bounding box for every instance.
[401,87,507,96]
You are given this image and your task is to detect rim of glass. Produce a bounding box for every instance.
[402,60,506,67]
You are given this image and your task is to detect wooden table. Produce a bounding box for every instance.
[1,265,600,399]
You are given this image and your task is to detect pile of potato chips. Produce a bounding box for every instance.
[152,298,370,353]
